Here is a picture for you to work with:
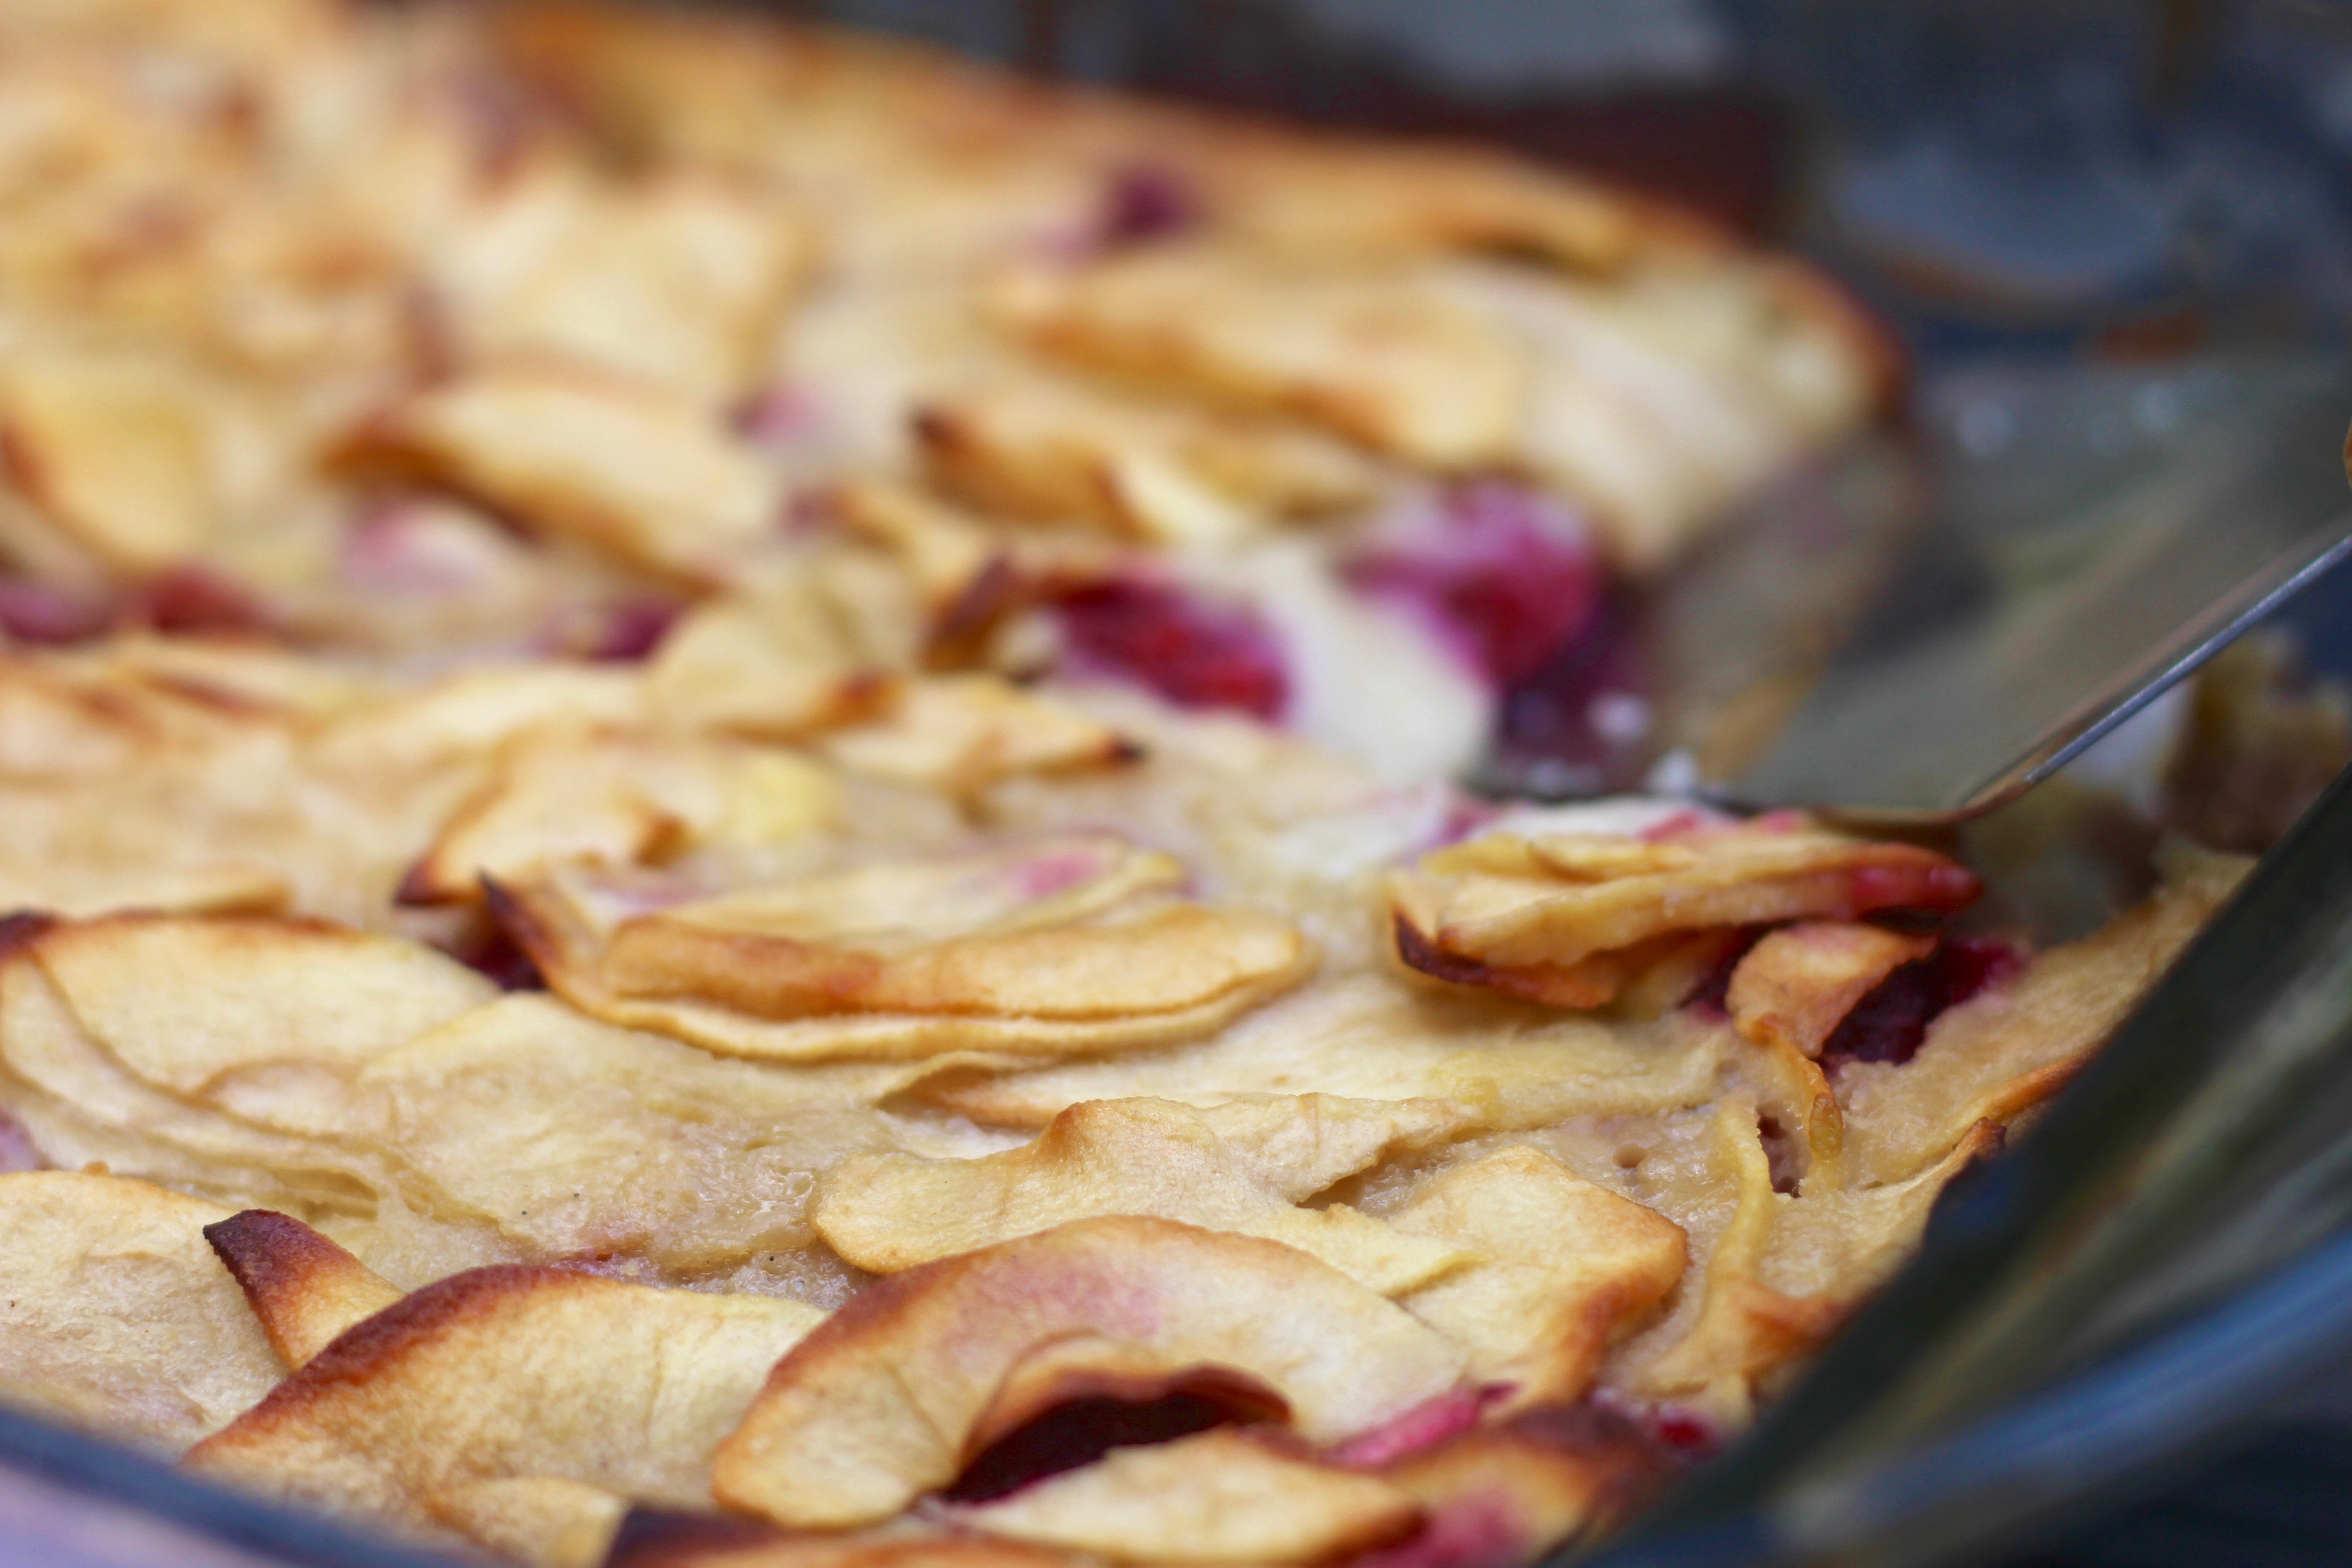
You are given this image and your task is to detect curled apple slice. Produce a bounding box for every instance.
[401,727,840,905]
[184,1266,825,1538]
[340,367,779,585]
[204,1210,402,1370]
[819,676,1141,795]
[912,373,1369,546]
[1722,922,1934,1191]
[712,1216,1468,1529]
[812,1097,1471,1295]
[994,248,1527,471]
[952,1427,1418,1564]
[492,838,1314,1063]
[1387,1147,1686,1408]
[1389,820,1979,1010]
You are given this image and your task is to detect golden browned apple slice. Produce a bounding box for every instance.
[1633,1103,1851,1424]
[1204,134,1647,273]
[400,727,840,904]
[811,1097,1470,1295]
[1719,921,1937,1191]
[711,1216,1468,1529]
[994,248,1527,471]
[423,1475,629,1568]
[1726,922,1936,1060]
[0,1172,280,1454]
[1372,1405,1676,1565]
[919,972,1730,1132]
[1387,1147,1686,1408]
[347,992,923,1279]
[183,1266,825,1539]
[309,664,648,773]
[0,348,225,577]
[912,373,1369,547]
[341,366,779,585]
[23,913,498,1138]
[438,169,809,407]
[203,1210,403,1370]
[1389,820,1979,1010]
[644,550,916,737]
[490,838,1313,1064]
[819,676,1139,796]
[950,1427,1419,1563]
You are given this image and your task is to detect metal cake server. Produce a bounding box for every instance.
[1485,355,2352,827]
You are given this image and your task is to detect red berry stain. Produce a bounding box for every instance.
[1823,936,2022,1070]
[0,578,108,645]
[1098,161,1201,247]
[1348,481,1602,687]
[1054,577,1289,721]
[132,566,270,636]
[583,598,680,662]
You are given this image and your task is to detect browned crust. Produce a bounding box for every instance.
[0,909,61,964]
[186,1265,582,1453]
[202,1210,402,1371]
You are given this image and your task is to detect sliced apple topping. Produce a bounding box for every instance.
[401,727,840,904]
[341,366,779,584]
[645,551,916,737]
[1370,1405,1675,1567]
[1725,922,1936,1061]
[0,1172,280,1454]
[436,167,810,407]
[711,1216,1468,1529]
[184,1266,825,1539]
[1387,1147,1686,1408]
[952,1427,1419,1564]
[1632,1103,1848,1424]
[0,348,230,577]
[424,1474,629,1568]
[490,838,1314,1063]
[912,373,1370,547]
[812,1097,1472,1295]
[204,1209,403,1370]
[994,248,1527,471]
[1388,820,1979,1010]
[819,676,1140,795]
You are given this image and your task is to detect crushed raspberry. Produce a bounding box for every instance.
[944,1391,1265,1504]
[130,566,270,637]
[1347,481,1602,687]
[582,599,680,662]
[1098,161,1201,247]
[1822,936,2022,1070]
[1054,577,1289,721]
[733,383,824,448]
[1682,927,1767,1018]
[448,926,545,993]
[1491,586,1651,796]
[1644,1406,1722,1460]
[0,578,108,645]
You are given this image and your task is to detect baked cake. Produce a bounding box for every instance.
[0,4,2296,1568]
